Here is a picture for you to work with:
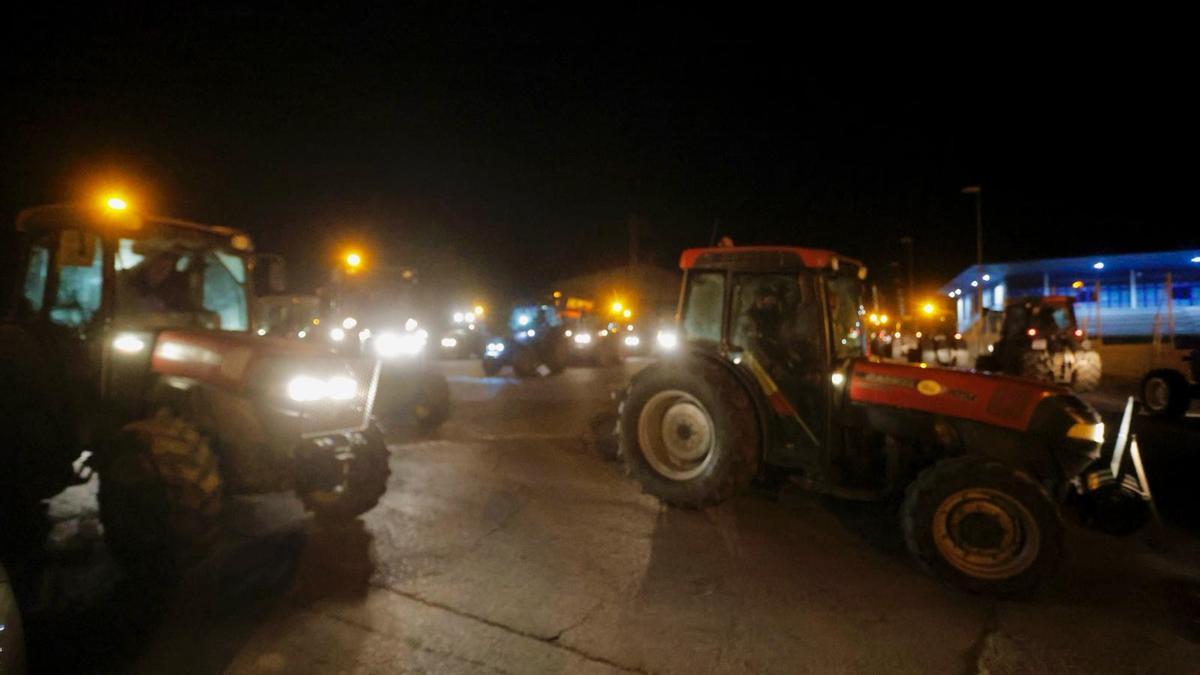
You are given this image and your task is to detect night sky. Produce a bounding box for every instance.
[3,8,1193,298]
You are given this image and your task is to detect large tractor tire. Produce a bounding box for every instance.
[299,428,390,520]
[1020,351,1055,384]
[512,346,539,378]
[902,457,1063,596]
[1141,369,1191,419]
[99,413,222,578]
[544,339,569,375]
[617,360,759,507]
[411,371,451,435]
[1072,350,1102,392]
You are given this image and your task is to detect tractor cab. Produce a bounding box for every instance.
[665,246,867,474]
[5,204,259,435]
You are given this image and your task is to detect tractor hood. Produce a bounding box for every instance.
[848,360,1065,432]
[149,329,331,390]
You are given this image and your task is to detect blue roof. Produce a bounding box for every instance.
[940,249,1200,294]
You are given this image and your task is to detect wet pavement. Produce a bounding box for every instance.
[8,359,1200,673]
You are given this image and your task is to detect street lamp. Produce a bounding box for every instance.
[962,185,983,333]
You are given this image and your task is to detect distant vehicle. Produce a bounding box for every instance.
[1,562,24,673]
[312,258,450,434]
[563,313,623,367]
[881,307,970,367]
[482,303,569,377]
[619,245,1141,595]
[437,307,486,359]
[975,296,1101,392]
[1140,346,1199,419]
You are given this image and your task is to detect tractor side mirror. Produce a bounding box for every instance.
[255,254,287,294]
[268,258,287,293]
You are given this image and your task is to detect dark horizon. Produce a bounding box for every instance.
[3,9,1193,299]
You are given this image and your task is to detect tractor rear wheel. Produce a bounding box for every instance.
[1141,369,1190,419]
[1020,351,1054,384]
[544,340,569,375]
[902,457,1063,596]
[512,346,539,377]
[1073,350,1102,392]
[300,428,390,520]
[99,412,222,578]
[617,360,759,507]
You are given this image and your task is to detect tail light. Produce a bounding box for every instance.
[1074,329,1084,338]
[1027,328,1037,337]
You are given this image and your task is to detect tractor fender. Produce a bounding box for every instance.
[142,375,294,495]
[627,350,775,465]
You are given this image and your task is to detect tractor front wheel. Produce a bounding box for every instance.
[299,428,390,520]
[1141,369,1190,419]
[99,412,223,578]
[617,360,759,507]
[903,457,1063,596]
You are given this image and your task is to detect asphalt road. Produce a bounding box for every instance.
[10,359,1200,674]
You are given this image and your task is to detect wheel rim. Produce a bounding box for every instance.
[1144,378,1170,411]
[932,488,1040,580]
[637,389,715,481]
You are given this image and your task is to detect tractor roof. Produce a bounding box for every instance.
[680,246,863,273]
[15,204,254,251]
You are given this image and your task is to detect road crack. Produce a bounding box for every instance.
[370,584,653,674]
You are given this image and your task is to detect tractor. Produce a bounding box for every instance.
[301,260,450,434]
[974,295,1102,392]
[0,203,391,575]
[617,246,1134,595]
[481,303,569,377]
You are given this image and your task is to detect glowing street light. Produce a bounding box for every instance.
[345,251,363,269]
[105,195,129,211]
[921,302,936,315]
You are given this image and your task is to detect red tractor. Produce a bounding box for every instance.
[618,246,1127,595]
[974,295,1102,392]
[1,203,390,574]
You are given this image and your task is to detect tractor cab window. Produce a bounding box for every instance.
[1004,306,1029,339]
[21,241,51,314]
[202,251,249,331]
[1031,304,1074,334]
[681,271,725,344]
[824,272,865,362]
[42,230,105,329]
[730,274,822,366]
[114,234,250,331]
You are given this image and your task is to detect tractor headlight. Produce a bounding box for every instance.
[574,332,592,345]
[342,317,357,330]
[374,330,426,358]
[486,341,505,355]
[112,332,148,354]
[656,330,678,350]
[287,375,358,402]
[330,327,346,342]
[624,335,640,348]
[441,337,458,348]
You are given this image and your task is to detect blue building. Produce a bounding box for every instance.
[939,250,1200,339]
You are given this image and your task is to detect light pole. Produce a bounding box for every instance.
[900,236,914,316]
[961,185,983,325]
